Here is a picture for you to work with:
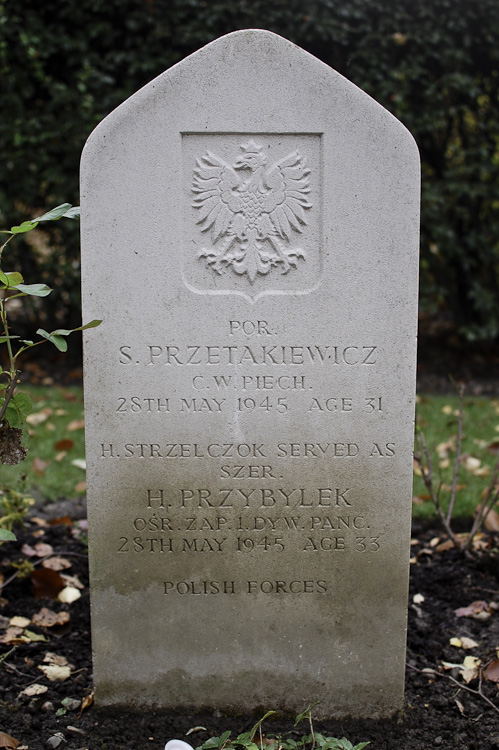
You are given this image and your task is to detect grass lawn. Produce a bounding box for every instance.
[0,385,498,521]
[0,384,86,503]
[414,392,499,519]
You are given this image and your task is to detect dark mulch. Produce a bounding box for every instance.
[1,509,499,750]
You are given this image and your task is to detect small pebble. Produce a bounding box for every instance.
[434,738,442,746]
[62,698,81,711]
[66,726,85,736]
[41,701,55,713]
[46,733,65,748]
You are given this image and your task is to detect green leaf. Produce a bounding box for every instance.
[14,283,52,297]
[10,220,38,234]
[0,528,16,541]
[36,328,68,352]
[0,271,9,285]
[11,392,32,423]
[48,319,102,339]
[62,206,80,219]
[5,403,23,429]
[0,336,20,343]
[34,203,72,222]
[4,271,24,287]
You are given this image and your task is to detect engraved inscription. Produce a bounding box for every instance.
[192,140,311,282]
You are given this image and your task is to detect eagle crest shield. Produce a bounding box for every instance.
[192,140,312,283]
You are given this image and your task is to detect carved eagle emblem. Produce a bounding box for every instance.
[192,140,312,283]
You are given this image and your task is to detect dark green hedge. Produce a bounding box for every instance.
[1,0,499,339]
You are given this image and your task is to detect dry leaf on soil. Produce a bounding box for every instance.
[455,600,496,620]
[20,683,48,697]
[9,616,30,628]
[57,586,81,603]
[42,556,72,571]
[61,573,84,589]
[32,608,70,627]
[77,691,94,716]
[484,659,499,682]
[449,636,479,650]
[38,664,71,682]
[31,568,65,600]
[0,731,19,749]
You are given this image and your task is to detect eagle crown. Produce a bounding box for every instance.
[234,140,267,171]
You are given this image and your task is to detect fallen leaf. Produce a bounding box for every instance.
[463,456,481,472]
[48,516,73,527]
[441,405,454,415]
[484,659,499,682]
[455,600,494,620]
[473,466,490,477]
[0,731,19,749]
[460,655,481,683]
[54,451,67,461]
[77,690,94,717]
[45,422,56,432]
[38,664,71,681]
[58,586,81,603]
[455,698,465,715]
[31,568,65,600]
[21,543,36,556]
[26,409,51,425]
[20,683,48,697]
[71,458,86,470]
[413,594,425,604]
[32,608,70,627]
[54,438,74,451]
[439,458,450,469]
[413,459,422,476]
[0,626,29,644]
[30,516,48,527]
[61,573,84,589]
[33,542,54,557]
[75,480,87,493]
[44,651,70,666]
[55,408,68,415]
[32,456,49,477]
[450,636,479,650]
[23,629,48,642]
[42,556,72,571]
[483,508,499,532]
[9,616,31,628]
[67,419,85,432]
[436,539,455,552]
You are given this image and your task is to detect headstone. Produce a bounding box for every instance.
[81,29,419,718]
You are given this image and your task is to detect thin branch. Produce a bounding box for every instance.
[415,431,461,548]
[447,383,465,525]
[407,663,499,714]
[0,370,20,424]
[466,451,499,549]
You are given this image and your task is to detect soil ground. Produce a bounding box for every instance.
[1,508,499,750]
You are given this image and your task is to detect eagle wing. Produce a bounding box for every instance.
[192,151,243,242]
[261,151,311,241]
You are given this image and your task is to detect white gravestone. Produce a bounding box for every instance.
[81,29,420,718]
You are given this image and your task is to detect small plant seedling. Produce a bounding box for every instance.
[0,203,101,540]
[194,706,370,750]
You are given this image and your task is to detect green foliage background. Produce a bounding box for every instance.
[1,0,499,340]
